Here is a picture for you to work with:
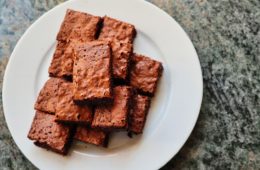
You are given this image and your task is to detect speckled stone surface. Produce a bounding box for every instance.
[0,0,259,169]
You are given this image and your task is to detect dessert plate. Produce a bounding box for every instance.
[2,0,203,169]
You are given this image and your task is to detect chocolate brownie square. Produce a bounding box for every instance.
[110,41,133,81]
[34,78,65,114]
[98,16,136,43]
[73,41,113,104]
[48,41,75,78]
[128,94,151,134]
[91,86,133,130]
[98,16,136,81]
[74,126,109,147]
[57,9,101,42]
[27,111,73,155]
[55,80,93,124]
[130,54,163,96]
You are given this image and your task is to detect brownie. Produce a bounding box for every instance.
[57,9,101,42]
[129,54,163,96]
[98,16,136,81]
[49,9,101,78]
[34,78,65,114]
[73,41,113,104]
[91,86,133,130]
[110,41,133,81]
[128,94,151,134]
[98,16,136,43]
[48,41,75,78]
[74,126,109,147]
[55,81,93,124]
[27,111,73,155]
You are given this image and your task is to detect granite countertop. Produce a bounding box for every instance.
[0,0,259,169]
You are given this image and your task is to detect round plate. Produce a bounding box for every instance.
[3,0,203,169]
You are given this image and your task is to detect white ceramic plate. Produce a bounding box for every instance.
[3,0,203,169]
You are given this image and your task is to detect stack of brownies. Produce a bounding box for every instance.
[27,9,163,155]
